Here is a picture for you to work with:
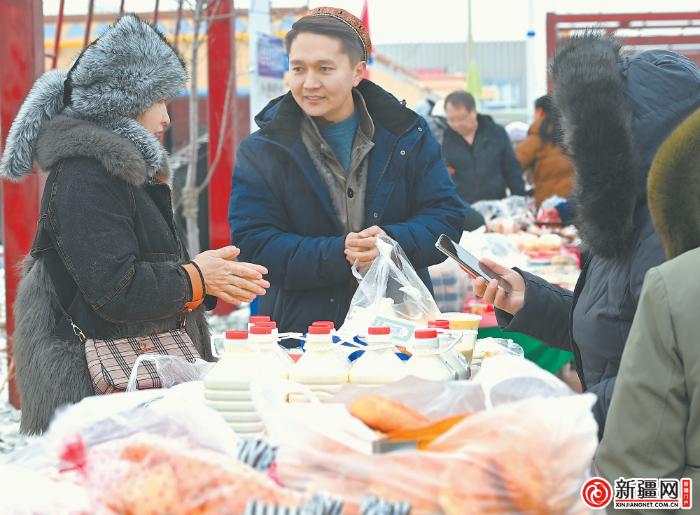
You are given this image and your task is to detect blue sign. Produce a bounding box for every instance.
[258,33,287,79]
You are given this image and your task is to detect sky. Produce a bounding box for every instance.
[43,0,700,99]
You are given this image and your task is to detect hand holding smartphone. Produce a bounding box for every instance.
[435,235,512,297]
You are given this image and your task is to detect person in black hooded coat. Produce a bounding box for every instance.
[474,33,700,439]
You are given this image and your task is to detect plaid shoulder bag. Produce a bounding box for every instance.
[52,292,201,395]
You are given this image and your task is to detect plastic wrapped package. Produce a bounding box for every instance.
[339,235,441,345]
[473,338,524,360]
[87,433,301,515]
[2,382,240,471]
[470,196,533,223]
[428,258,472,313]
[251,358,598,515]
[470,196,535,234]
[459,229,529,271]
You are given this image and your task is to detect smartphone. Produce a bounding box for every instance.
[435,234,512,297]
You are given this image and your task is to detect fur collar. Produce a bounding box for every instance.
[550,34,638,262]
[34,113,171,186]
[648,106,700,260]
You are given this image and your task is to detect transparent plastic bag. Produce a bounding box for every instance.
[473,337,525,360]
[470,196,533,223]
[86,432,300,515]
[428,258,471,313]
[339,235,441,344]
[459,229,528,270]
[251,357,597,515]
[125,355,215,393]
[2,382,239,472]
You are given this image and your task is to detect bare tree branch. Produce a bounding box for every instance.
[197,63,235,194]
[182,0,205,256]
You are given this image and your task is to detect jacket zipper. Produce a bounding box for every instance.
[148,180,185,260]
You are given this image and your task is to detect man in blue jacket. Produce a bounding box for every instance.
[228,7,466,335]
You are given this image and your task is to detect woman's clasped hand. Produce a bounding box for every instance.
[193,246,270,305]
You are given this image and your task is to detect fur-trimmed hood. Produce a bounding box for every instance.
[0,13,186,182]
[648,106,700,260]
[550,33,700,261]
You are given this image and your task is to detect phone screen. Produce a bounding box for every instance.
[435,235,512,295]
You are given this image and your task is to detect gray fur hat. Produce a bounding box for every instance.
[0,14,187,180]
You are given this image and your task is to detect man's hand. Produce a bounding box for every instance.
[472,257,526,315]
[344,226,386,265]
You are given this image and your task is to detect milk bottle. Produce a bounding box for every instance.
[404,329,456,382]
[428,320,470,380]
[203,331,263,438]
[248,315,270,330]
[249,325,293,379]
[288,326,348,402]
[310,320,354,362]
[349,326,407,386]
[252,320,294,364]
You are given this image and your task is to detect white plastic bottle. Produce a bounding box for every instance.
[248,315,270,331]
[249,325,293,379]
[203,331,263,438]
[288,326,349,402]
[428,320,470,380]
[349,326,407,386]
[252,321,295,368]
[404,329,456,382]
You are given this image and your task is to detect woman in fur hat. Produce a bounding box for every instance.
[0,14,269,434]
[474,33,700,439]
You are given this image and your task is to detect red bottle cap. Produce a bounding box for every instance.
[256,321,277,329]
[308,326,331,335]
[225,330,249,340]
[250,326,272,335]
[249,316,271,323]
[414,329,438,339]
[312,321,335,328]
[367,326,391,335]
[428,320,450,329]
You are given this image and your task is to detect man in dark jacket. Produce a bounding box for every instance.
[442,91,526,204]
[228,8,465,336]
[474,34,700,440]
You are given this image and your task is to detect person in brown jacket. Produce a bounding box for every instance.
[516,95,574,208]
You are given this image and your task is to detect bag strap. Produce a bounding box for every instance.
[50,290,88,342]
[50,288,186,342]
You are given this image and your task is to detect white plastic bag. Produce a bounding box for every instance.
[339,235,440,345]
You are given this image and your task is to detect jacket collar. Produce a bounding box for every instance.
[257,79,418,148]
[445,113,496,146]
[34,113,172,187]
